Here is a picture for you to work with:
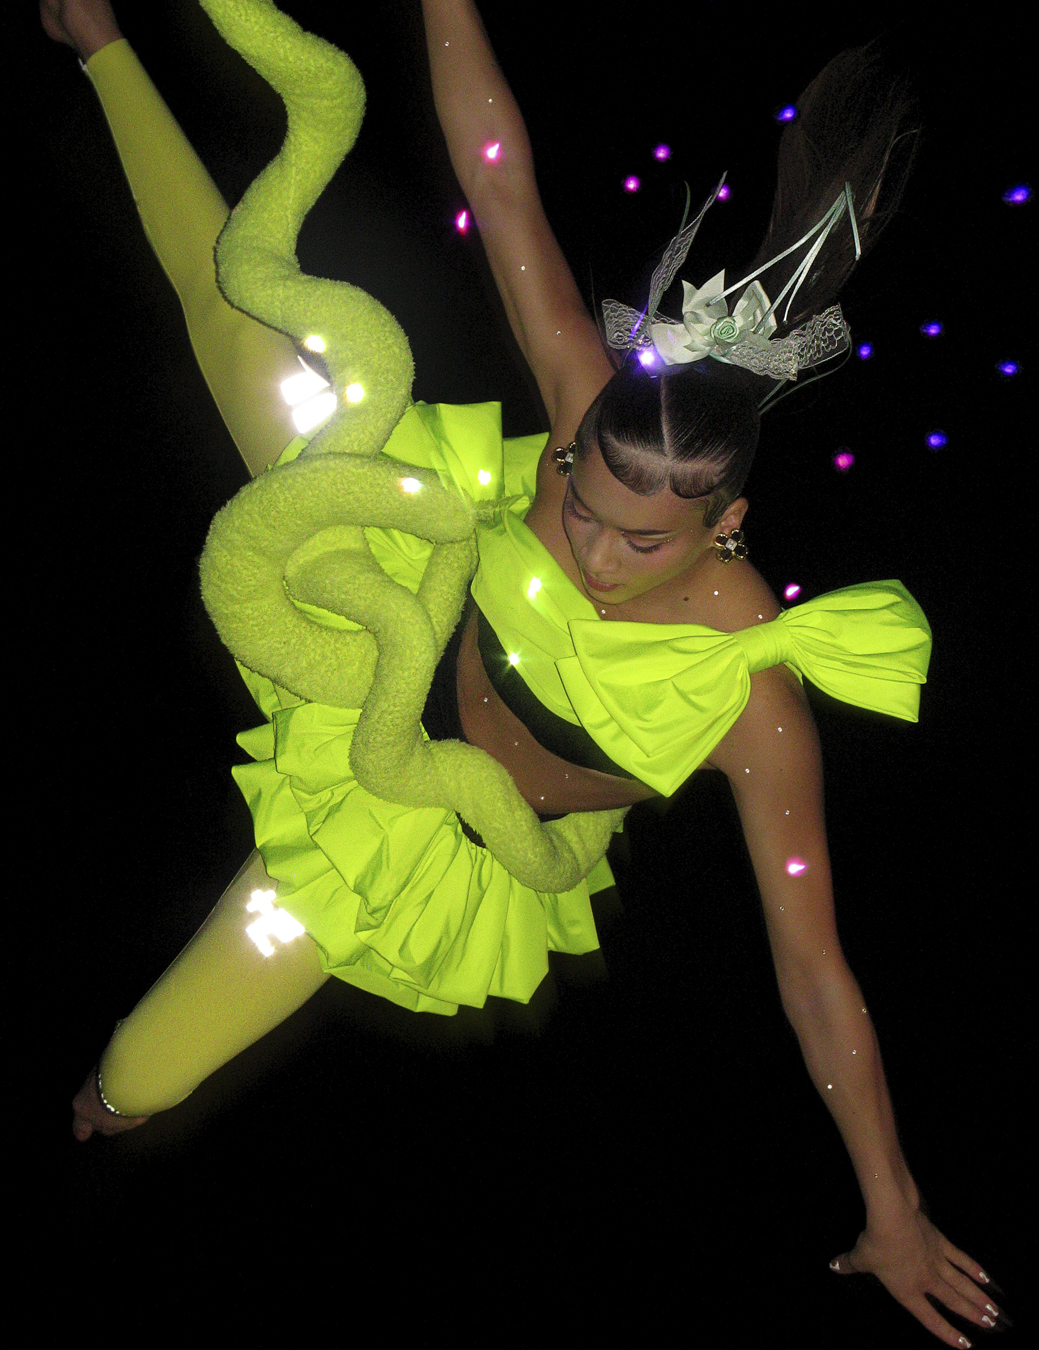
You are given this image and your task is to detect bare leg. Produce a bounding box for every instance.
[72,849,330,1140]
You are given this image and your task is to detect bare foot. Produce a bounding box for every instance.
[72,1067,150,1141]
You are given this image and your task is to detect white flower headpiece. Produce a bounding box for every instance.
[603,174,861,389]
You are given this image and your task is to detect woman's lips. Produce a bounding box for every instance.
[583,572,621,592]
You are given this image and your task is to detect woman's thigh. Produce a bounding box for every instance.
[98,849,330,1116]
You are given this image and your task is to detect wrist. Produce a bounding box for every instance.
[865,1167,921,1233]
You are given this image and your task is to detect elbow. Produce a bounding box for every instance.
[776,951,855,1025]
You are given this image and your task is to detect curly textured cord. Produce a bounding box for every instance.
[196,0,626,892]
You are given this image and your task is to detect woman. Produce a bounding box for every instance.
[47,0,1004,1343]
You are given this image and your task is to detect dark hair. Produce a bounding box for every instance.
[579,40,921,528]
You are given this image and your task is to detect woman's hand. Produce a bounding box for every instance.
[830,1208,1010,1345]
[40,0,123,62]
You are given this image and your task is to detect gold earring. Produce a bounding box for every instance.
[552,442,575,476]
[713,528,747,563]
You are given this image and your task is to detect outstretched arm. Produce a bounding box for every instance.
[421,0,614,439]
[707,632,1001,1346]
[43,0,301,477]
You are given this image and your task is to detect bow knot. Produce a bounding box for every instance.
[732,617,793,673]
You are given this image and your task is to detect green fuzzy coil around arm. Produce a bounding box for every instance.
[196,0,626,892]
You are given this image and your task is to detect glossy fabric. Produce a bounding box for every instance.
[231,403,613,1016]
[471,505,932,797]
[232,400,931,1014]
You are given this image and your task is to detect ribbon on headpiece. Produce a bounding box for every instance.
[602,177,861,383]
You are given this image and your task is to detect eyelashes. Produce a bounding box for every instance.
[564,493,668,554]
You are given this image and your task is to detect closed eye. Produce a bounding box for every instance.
[564,491,670,554]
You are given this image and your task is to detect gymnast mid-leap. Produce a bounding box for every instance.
[47,0,1002,1342]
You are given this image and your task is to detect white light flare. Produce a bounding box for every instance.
[477,469,492,485]
[345,382,365,403]
[245,888,305,958]
[401,477,422,494]
[526,577,542,600]
[292,391,337,433]
[785,857,807,877]
[304,334,327,353]
[508,652,520,666]
[281,368,329,407]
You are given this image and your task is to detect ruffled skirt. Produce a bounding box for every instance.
[231,614,615,1017]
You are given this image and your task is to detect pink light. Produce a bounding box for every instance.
[716,183,731,201]
[784,583,801,601]
[833,450,855,472]
[455,210,469,234]
[653,144,671,161]
[483,141,501,162]
[623,175,641,193]
[785,857,807,877]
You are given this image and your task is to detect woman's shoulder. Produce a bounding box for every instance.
[654,560,783,632]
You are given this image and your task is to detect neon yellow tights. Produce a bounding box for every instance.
[97,851,330,1117]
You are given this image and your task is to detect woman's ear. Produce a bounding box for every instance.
[717,497,749,535]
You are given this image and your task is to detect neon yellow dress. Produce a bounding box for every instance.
[83,22,931,1029]
[228,400,930,1016]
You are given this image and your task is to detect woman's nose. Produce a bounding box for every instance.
[583,529,619,574]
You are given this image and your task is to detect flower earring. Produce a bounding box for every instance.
[552,442,575,476]
[713,528,748,562]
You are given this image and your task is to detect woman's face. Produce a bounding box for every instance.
[562,441,746,607]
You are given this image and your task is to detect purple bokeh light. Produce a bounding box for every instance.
[716,183,731,201]
[623,175,641,193]
[1003,184,1031,204]
[775,104,797,122]
[920,321,943,337]
[857,343,873,360]
[997,361,1019,376]
[653,144,671,161]
[455,209,469,234]
[833,450,855,472]
[784,583,802,602]
[927,431,948,449]
[638,349,658,368]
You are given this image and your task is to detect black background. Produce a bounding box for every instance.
[21,0,1030,1340]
